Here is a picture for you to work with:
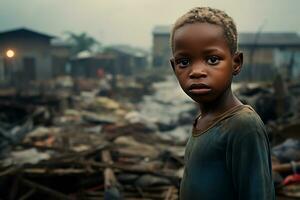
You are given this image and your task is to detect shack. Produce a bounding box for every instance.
[238,32,300,81]
[69,51,116,78]
[51,38,72,77]
[0,28,54,86]
[105,45,148,75]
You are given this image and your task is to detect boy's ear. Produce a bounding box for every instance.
[170,58,175,71]
[232,52,243,76]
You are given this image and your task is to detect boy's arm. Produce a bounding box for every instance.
[226,113,275,200]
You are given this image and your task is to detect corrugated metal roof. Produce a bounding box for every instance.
[152,25,300,46]
[106,45,148,57]
[239,32,300,46]
[51,38,73,47]
[71,51,115,60]
[0,27,54,39]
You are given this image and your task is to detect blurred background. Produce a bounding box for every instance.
[0,0,300,199]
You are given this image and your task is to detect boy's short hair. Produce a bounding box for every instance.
[170,7,238,54]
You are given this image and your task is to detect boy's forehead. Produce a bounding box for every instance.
[174,23,224,42]
[173,23,229,52]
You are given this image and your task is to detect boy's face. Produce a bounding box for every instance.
[170,23,243,103]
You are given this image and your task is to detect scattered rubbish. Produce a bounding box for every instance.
[1,74,299,199]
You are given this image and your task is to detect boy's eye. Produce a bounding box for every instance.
[207,56,220,65]
[176,58,190,68]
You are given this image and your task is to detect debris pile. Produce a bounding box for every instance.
[0,124,184,199]
[1,73,300,199]
[234,76,300,199]
[0,75,194,200]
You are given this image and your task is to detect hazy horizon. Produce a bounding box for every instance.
[1,0,299,49]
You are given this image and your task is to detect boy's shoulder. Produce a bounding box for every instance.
[193,105,265,136]
[213,104,263,128]
[228,105,263,126]
[220,105,267,139]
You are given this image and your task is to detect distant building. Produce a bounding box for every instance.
[152,26,171,68]
[238,33,300,81]
[105,45,148,75]
[69,51,115,78]
[152,25,300,81]
[0,28,54,85]
[0,27,151,87]
[51,38,72,77]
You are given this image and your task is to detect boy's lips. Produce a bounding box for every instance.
[188,83,211,94]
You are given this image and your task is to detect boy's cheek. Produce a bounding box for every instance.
[178,82,187,92]
[174,68,187,77]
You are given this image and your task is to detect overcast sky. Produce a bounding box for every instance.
[0,0,299,49]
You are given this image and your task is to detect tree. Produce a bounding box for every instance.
[65,31,100,55]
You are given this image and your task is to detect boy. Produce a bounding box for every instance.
[170,7,275,200]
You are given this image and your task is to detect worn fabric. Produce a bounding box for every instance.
[180,105,275,200]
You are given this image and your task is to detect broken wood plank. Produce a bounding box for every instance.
[21,179,73,200]
[273,161,300,173]
[19,188,36,200]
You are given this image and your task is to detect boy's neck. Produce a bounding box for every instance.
[198,87,242,117]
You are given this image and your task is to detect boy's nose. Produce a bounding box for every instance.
[189,63,207,79]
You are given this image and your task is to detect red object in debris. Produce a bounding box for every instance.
[34,135,55,147]
[97,68,105,78]
[283,174,300,185]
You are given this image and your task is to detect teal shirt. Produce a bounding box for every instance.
[180,105,275,200]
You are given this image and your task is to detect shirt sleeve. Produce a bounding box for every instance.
[225,112,275,200]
